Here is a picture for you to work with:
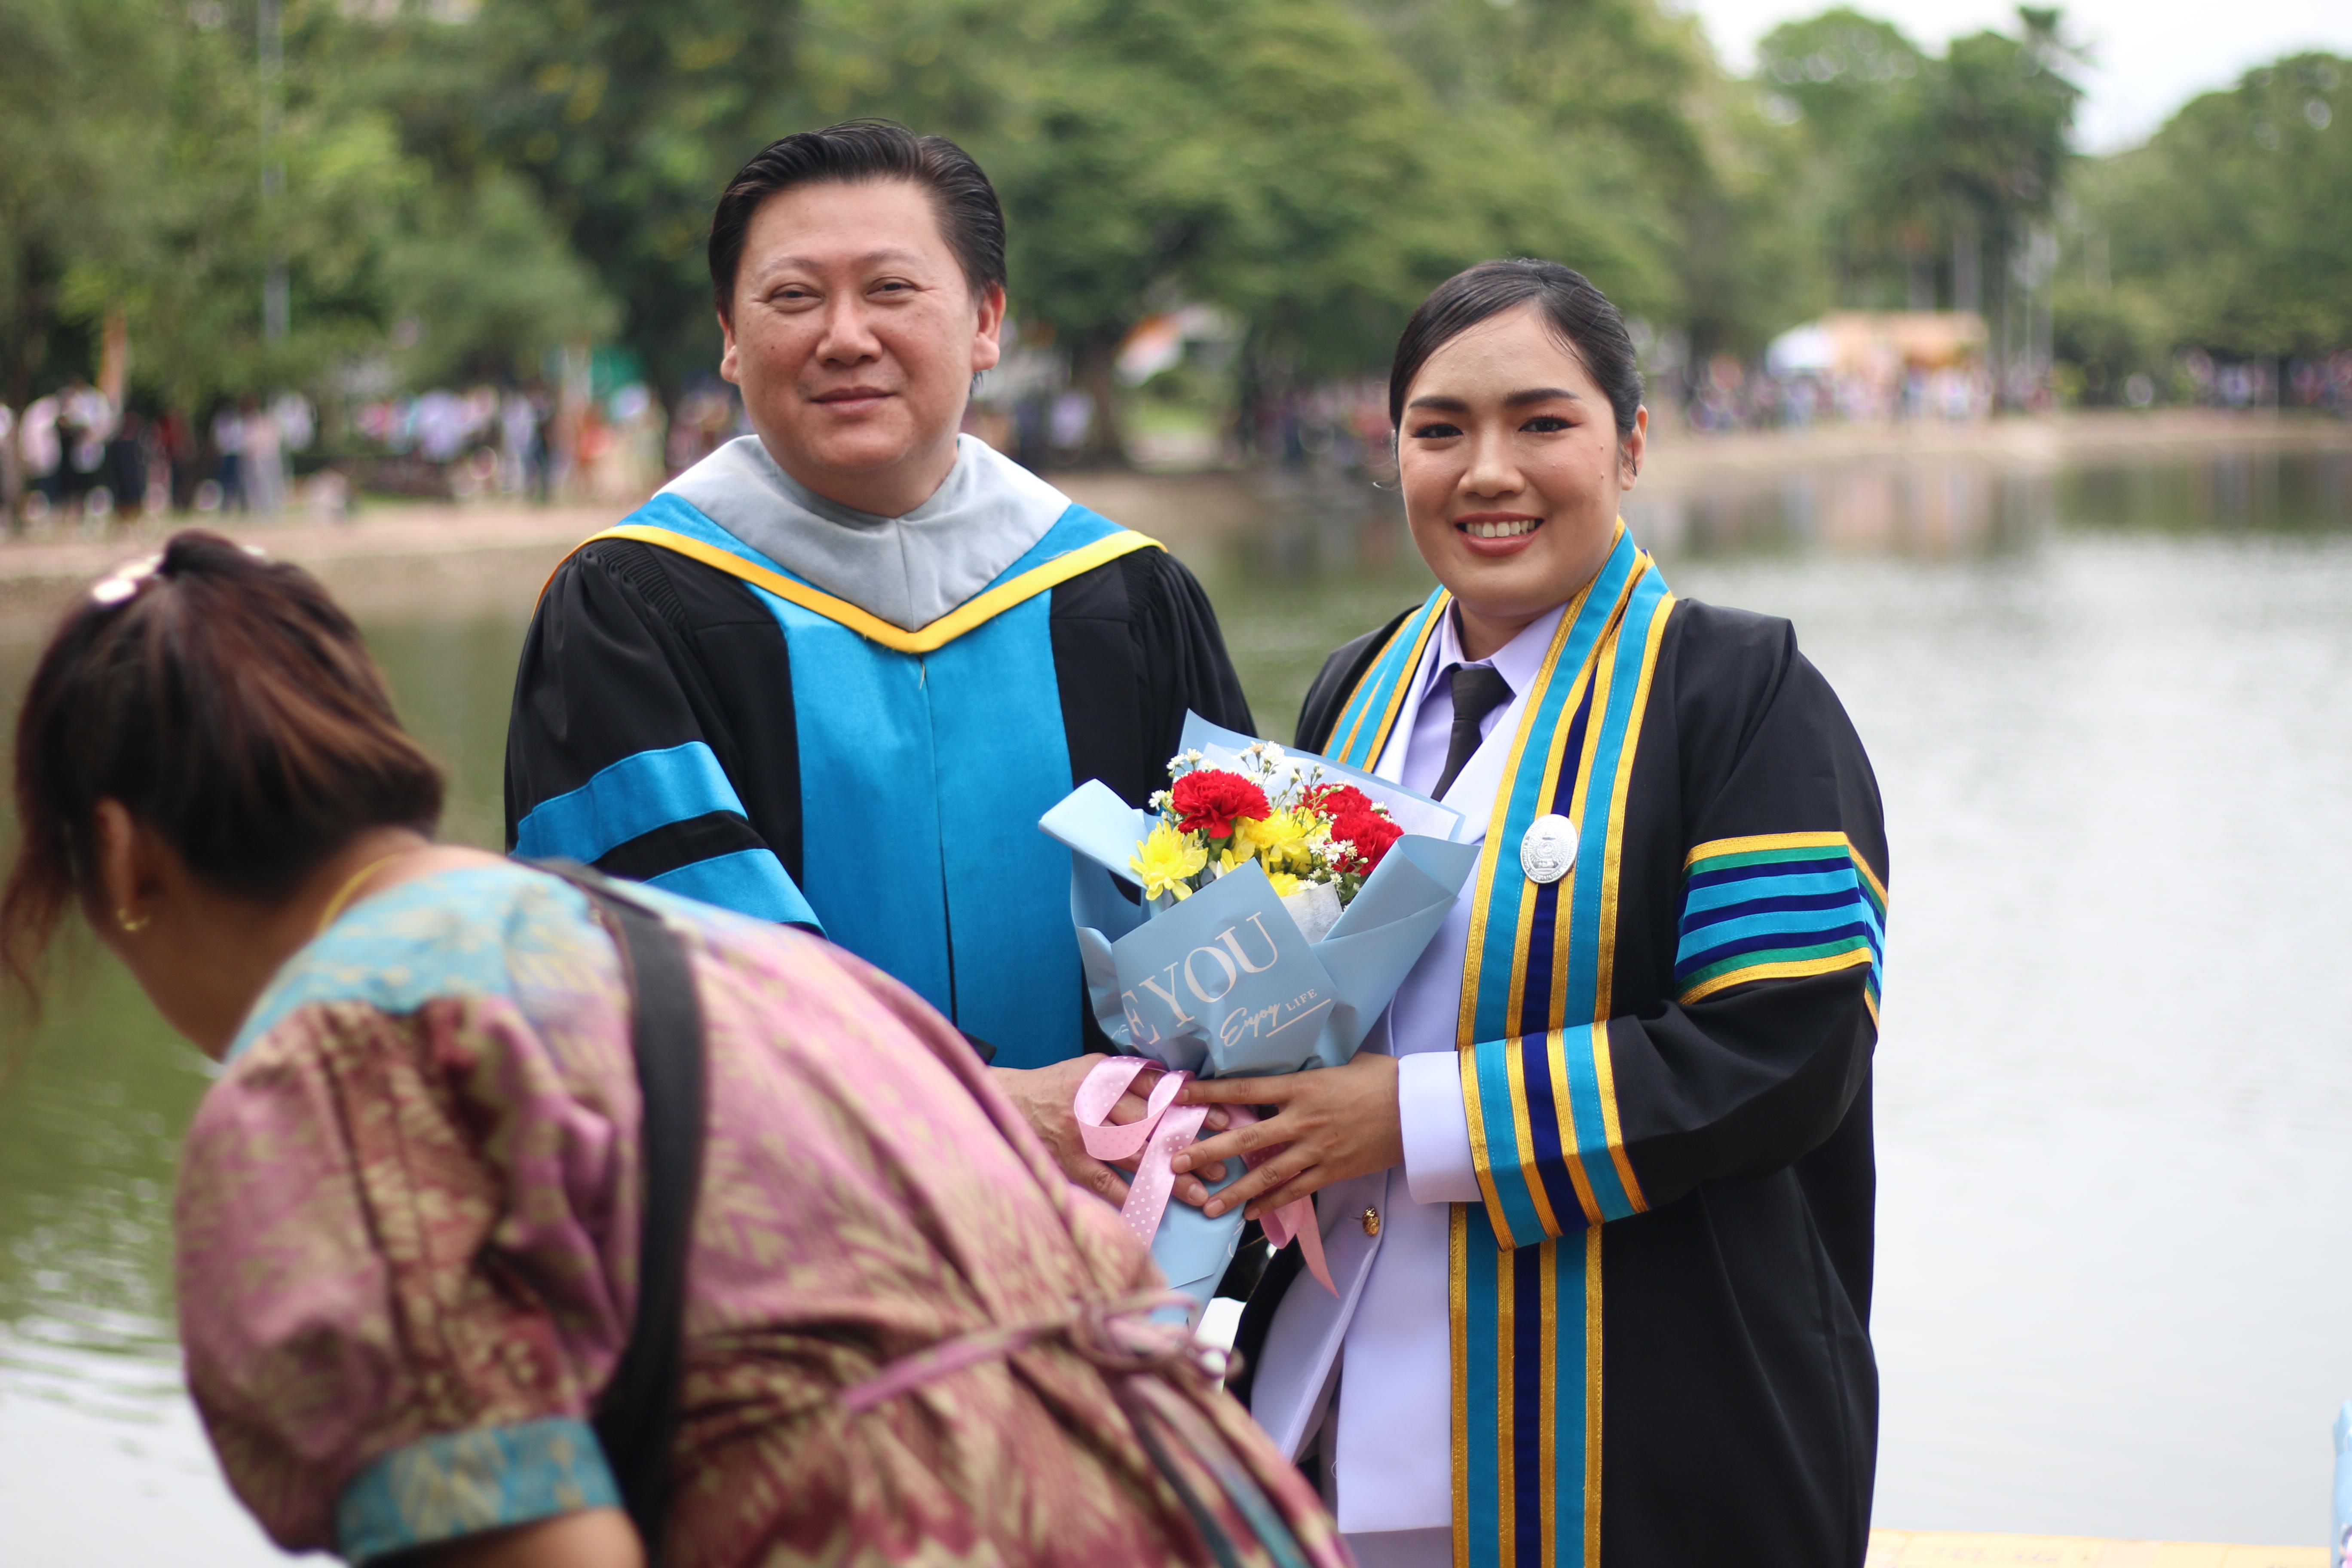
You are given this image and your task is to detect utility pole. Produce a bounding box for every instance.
[260,0,288,344]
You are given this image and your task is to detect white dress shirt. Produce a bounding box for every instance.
[1250,600,1568,1551]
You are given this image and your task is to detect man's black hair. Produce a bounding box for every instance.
[708,119,1008,318]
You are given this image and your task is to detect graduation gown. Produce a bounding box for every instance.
[1235,529,1886,1567]
[504,448,1251,1070]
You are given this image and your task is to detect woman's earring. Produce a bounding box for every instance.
[116,907,151,934]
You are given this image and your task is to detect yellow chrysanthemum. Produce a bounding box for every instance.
[1131,822,1207,902]
[1265,869,1302,897]
[1237,809,1315,866]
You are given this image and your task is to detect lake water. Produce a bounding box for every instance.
[3,446,2349,1561]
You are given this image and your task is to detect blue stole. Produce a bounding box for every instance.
[1324,525,1677,1568]
[573,496,1156,1069]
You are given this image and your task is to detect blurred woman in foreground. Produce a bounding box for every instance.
[0,532,1342,1568]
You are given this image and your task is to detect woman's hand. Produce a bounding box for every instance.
[990,1057,1229,1208]
[1172,1052,1403,1221]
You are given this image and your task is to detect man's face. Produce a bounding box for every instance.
[720,178,1004,516]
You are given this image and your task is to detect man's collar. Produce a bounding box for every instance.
[661,433,1072,630]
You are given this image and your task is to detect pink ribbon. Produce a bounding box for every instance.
[840,1287,1215,1414]
[1072,1057,1336,1297]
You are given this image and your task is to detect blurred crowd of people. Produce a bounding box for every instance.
[344,381,664,504]
[2190,350,2352,416]
[0,385,313,529]
[0,384,327,533]
[6,338,2347,540]
[1676,355,2000,433]
[0,376,680,536]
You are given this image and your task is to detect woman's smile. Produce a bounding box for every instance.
[1455,511,1545,554]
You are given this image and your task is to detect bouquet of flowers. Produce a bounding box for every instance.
[1131,740,1411,944]
[1039,715,1480,1316]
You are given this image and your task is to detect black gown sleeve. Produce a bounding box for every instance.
[1130,546,1254,750]
[1052,545,1254,807]
[1460,606,1888,1247]
[503,540,818,926]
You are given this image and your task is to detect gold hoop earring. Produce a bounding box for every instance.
[116,907,150,934]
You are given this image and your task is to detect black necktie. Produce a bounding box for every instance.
[1434,664,1513,799]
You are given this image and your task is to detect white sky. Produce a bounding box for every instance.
[1679,0,2352,150]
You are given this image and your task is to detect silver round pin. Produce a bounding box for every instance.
[1519,814,1578,884]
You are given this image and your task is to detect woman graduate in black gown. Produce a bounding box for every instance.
[1177,260,1889,1568]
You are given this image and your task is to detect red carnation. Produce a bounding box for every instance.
[1327,801,1402,874]
[1305,783,1375,822]
[1170,769,1271,838]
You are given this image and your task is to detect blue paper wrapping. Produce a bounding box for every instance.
[1038,724,1480,1312]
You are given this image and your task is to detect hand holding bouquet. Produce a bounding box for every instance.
[1040,715,1479,1315]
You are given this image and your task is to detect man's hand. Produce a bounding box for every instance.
[1172,1052,1403,1221]
[991,1057,1229,1209]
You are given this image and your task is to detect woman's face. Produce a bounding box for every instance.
[1396,304,1645,646]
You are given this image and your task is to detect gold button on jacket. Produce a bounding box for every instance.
[1360,1207,1381,1237]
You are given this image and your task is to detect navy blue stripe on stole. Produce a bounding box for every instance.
[1684,853,1850,891]
[1673,837,1885,1005]
[1513,681,1597,1025]
[1678,919,1880,977]
[1516,1036,1583,1240]
[1516,678,1601,1237]
[1514,682,1608,1241]
[1704,888,1866,919]
[1512,1246,1546,1566]
[1520,1038,1598,1240]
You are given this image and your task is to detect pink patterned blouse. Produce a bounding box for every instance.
[176,862,1341,1568]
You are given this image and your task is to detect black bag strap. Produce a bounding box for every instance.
[534,861,705,1565]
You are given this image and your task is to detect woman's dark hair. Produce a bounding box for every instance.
[1388,259,1645,438]
[1,531,444,997]
[708,119,1008,318]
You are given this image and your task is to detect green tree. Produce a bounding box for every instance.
[978,0,1638,457]
[1756,6,2081,323]
[1756,8,1928,306]
[366,0,1724,453]
[1908,8,2083,309]
[0,0,171,507]
[357,0,809,403]
[67,4,416,411]
[2046,274,2166,401]
[1351,0,1761,355]
[380,171,622,388]
[2090,53,2351,361]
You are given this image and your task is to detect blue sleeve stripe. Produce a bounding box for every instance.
[645,847,823,929]
[1681,867,1859,915]
[336,1417,620,1564]
[514,741,746,863]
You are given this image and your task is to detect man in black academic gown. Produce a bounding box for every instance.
[505,121,1250,1199]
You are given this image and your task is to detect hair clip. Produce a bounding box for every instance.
[89,554,164,606]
